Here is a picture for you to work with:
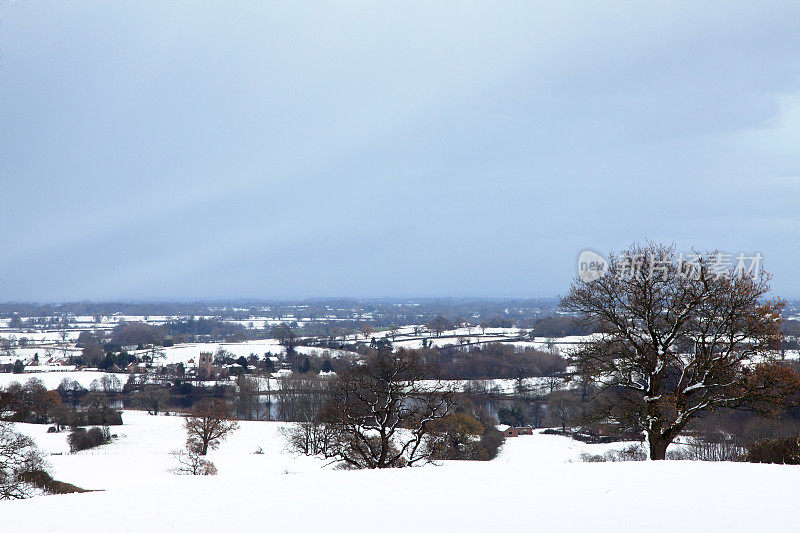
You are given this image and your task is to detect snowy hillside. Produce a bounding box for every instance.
[3,411,800,532]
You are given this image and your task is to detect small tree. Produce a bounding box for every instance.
[184,399,238,455]
[134,386,170,416]
[429,413,485,460]
[547,390,580,432]
[52,404,75,432]
[96,374,122,393]
[81,391,110,412]
[281,420,335,457]
[233,375,261,420]
[170,448,217,475]
[81,343,106,367]
[272,323,298,359]
[0,422,48,499]
[359,323,374,340]
[427,316,452,337]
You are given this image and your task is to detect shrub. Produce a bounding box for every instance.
[16,470,87,495]
[746,437,800,464]
[668,440,745,462]
[281,421,335,457]
[429,413,486,460]
[580,453,608,463]
[71,408,123,427]
[478,423,505,460]
[497,404,528,427]
[68,427,110,452]
[580,445,646,463]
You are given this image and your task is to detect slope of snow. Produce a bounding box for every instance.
[3,411,800,532]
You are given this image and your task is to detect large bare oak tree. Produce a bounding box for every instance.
[561,242,796,460]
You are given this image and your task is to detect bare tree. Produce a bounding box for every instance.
[427,316,451,337]
[99,374,122,393]
[59,330,69,359]
[233,375,261,420]
[545,375,561,393]
[547,390,580,432]
[272,323,298,358]
[146,345,165,363]
[561,242,797,459]
[330,326,345,343]
[281,420,336,456]
[52,404,75,431]
[82,344,105,367]
[170,448,217,476]
[545,337,559,355]
[0,422,48,499]
[184,399,239,455]
[359,323,374,341]
[317,349,454,468]
[0,338,14,358]
[277,373,329,422]
[134,385,170,415]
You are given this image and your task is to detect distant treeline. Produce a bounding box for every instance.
[2,299,798,332]
[429,343,568,380]
[77,319,247,348]
[0,298,561,325]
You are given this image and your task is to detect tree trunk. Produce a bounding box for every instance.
[647,432,669,460]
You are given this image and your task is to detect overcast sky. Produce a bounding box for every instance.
[1,1,798,301]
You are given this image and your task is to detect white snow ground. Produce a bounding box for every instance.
[3,411,800,532]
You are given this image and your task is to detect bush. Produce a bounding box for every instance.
[479,424,505,460]
[580,445,646,463]
[67,427,110,452]
[668,440,745,462]
[71,408,123,427]
[16,470,87,495]
[579,453,603,462]
[497,404,528,427]
[746,437,800,464]
[428,413,486,460]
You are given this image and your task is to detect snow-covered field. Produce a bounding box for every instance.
[0,370,129,390]
[11,411,327,491]
[155,339,355,365]
[0,330,83,342]
[3,411,800,532]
